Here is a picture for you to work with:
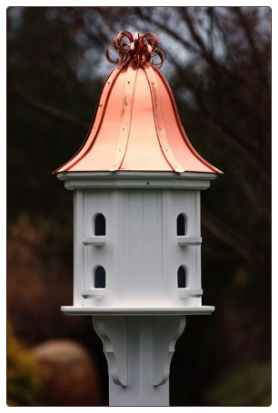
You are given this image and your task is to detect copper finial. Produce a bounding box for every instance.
[106,31,166,69]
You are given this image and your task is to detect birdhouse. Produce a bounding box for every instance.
[54,31,221,406]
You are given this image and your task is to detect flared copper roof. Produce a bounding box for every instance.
[55,32,221,174]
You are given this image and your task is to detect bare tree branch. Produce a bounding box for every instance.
[202,208,269,272]
[233,7,269,89]
[163,50,269,182]
[137,8,201,55]
[14,86,88,131]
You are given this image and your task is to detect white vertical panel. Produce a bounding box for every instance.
[77,190,110,307]
[110,190,129,306]
[161,189,202,307]
[195,191,202,297]
[73,190,83,306]
[128,190,144,305]
[195,191,201,235]
[83,190,89,299]
[161,190,173,307]
[142,190,162,306]
[155,190,163,306]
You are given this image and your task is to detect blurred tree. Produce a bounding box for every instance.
[7,7,102,219]
[7,322,43,406]
[205,362,271,406]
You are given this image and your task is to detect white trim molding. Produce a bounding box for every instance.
[61,306,215,316]
[57,171,217,191]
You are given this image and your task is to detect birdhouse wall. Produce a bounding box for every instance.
[73,187,203,309]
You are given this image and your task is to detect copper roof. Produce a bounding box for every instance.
[55,32,221,174]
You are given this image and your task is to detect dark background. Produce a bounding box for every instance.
[7,7,271,406]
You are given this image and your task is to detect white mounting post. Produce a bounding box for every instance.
[93,316,186,406]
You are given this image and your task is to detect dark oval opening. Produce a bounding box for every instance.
[177,266,187,288]
[94,266,106,288]
[94,213,106,236]
[177,213,187,236]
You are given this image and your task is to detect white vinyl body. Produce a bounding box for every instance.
[58,172,216,313]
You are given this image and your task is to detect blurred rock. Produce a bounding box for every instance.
[33,340,103,406]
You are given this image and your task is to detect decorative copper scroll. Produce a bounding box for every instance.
[106,31,166,69]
